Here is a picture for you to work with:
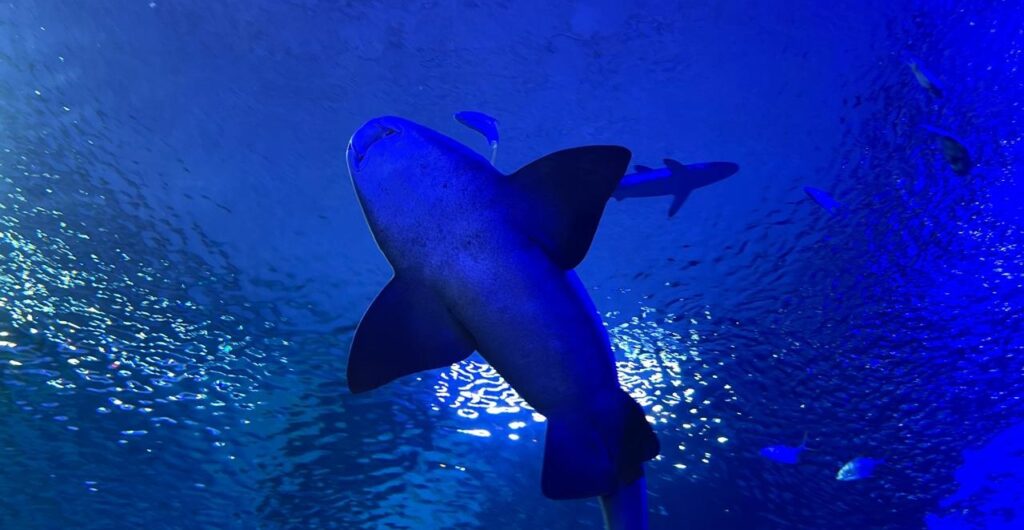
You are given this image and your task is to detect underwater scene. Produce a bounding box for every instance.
[1,1,1023,529]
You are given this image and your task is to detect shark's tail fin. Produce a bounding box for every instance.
[663,159,739,218]
[541,390,659,500]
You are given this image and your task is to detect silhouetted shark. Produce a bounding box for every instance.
[346,116,659,529]
[613,159,739,217]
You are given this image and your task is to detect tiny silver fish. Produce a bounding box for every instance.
[836,457,884,481]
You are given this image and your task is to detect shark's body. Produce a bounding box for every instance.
[612,160,739,217]
[345,116,659,510]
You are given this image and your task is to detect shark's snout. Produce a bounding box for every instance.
[347,117,402,171]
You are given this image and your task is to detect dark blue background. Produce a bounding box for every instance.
[0,1,1021,528]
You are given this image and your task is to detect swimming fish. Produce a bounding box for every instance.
[454,110,499,164]
[903,53,944,99]
[921,124,972,176]
[803,186,844,215]
[759,433,810,464]
[612,159,739,217]
[836,457,884,481]
[346,116,659,528]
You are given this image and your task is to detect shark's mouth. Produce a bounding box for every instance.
[347,119,400,171]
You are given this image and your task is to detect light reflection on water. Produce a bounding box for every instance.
[0,143,296,528]
[433,305,739,476]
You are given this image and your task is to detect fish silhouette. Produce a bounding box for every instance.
[836,457,884,481]
[760,433,810,464]
[614,160,739,217]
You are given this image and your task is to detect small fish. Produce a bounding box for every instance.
[836,457,884,481]
[903,53,944,99]
[803,186,843,216]
[760,433,810,464]
[921,124,972,176]
[454,111,499,164]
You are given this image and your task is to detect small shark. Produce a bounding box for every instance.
[612,160,739,217]
[760,433,810,464]
[346,116,659,529]
[452,112,738,218]
[836,457,884,481]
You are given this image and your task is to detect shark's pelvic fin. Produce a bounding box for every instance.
[507,146,631,270]
[667,191,690,218]
[347,276,476,393]
[542,390,660,499]
[663,158,690,218]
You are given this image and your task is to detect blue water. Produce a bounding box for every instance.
[1,1,1022,528]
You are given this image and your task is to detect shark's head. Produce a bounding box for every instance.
[345,116,497,245]
[347,115,485,177]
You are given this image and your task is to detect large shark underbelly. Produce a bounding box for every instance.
[434,233,621,415]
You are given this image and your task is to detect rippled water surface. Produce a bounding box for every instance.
[1,1,1022,529]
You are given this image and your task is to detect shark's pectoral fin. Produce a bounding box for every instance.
[347,276,476,393]
[541,391,660,499]
[667,190,690,218]
[508,146,631,269]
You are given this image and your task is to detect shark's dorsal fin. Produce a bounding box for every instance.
[507,146,630,269]
[347,275,477,393]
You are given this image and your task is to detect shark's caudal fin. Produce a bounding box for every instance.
[542,390,660,499]
[507,146,631,269]
[347,276,476,393]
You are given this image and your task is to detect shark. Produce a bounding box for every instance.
[345,116,660,529]
[613,160,739,217]
[452,111,739,218]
